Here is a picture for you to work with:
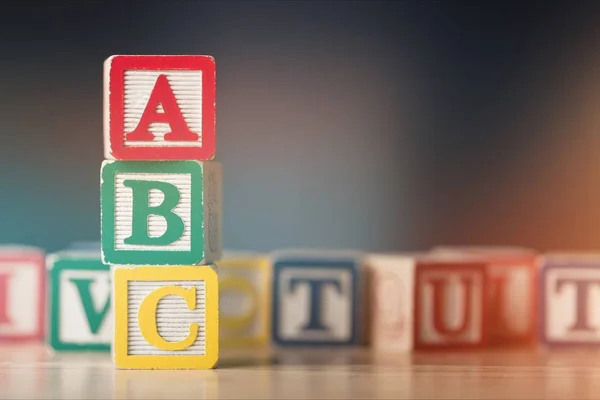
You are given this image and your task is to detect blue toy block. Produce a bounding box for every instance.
[270,249,363,346]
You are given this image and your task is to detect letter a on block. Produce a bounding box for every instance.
[125,74,199,143]
[104,55,216,161]
[113,266,219,370]
[101,160,222,266]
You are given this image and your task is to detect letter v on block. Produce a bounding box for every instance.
[70,278,111,334]
[48,253,112,351]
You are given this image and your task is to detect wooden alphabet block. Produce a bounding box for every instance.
[47,251,111,351]
[113,266,219,369]
[271,250,362,346]
[362,253,417,353]
[431,246,538,346]
[100,160,222,266]
[414,258,488,350]
[540,253,600,346]
[104,55,216,161]
[0,245,45,341]
[216,252,271,347]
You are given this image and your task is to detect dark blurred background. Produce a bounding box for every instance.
[1,1,599,253]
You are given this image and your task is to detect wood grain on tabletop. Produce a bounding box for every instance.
[1,344,600,399]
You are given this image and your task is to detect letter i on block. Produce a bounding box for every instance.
[216,252,271,347]
[540,253,600,346]
[104,55,216,161]
[47,251,111,351]
[113,266,218,369]
[271,250,363,346]
[101,160,221,266]
[414,258,488,350]
[0,245,45,341]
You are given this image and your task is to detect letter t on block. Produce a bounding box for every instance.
[540,254,600,346]
[104,55,216,161]
[271,250,362,346]
[100,160,222,266]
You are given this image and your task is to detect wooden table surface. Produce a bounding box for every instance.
[2,344,600,399]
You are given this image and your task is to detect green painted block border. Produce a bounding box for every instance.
[48,257,111,351]
[101,161,204,265]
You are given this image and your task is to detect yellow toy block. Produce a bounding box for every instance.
[113,266,218,369]
[216,252,271,347]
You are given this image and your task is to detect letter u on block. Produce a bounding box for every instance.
[113,266,218,370]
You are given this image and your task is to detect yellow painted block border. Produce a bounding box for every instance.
[114,266,219,370]
[216,257,271,347]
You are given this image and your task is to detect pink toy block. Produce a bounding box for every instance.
[0,245,45,341]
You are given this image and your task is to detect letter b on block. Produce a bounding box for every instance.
[101,160,222,266]
[113,266,218,369]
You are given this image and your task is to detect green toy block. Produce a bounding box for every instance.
[47,251,111,351]
[100,160,222,266]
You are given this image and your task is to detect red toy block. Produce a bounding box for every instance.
[431,247,539,346]
[414,259,488,350]
[104,55,216,161]
[0,246,45,341]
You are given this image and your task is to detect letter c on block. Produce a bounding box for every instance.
[138,285,198,351]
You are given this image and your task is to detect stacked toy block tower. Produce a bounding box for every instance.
[100,55,221,369]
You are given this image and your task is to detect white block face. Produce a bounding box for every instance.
[276,267,354,343]
[59,270,112,345]
[417,269,484,345]
[487,263,533,336]
[544,266,600,343]
[0,261,42,337]
[127,280,206,356]
[114,173,192,252]
[123,70,203,147]
[367,256,415,352]
[219,268,265,342]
